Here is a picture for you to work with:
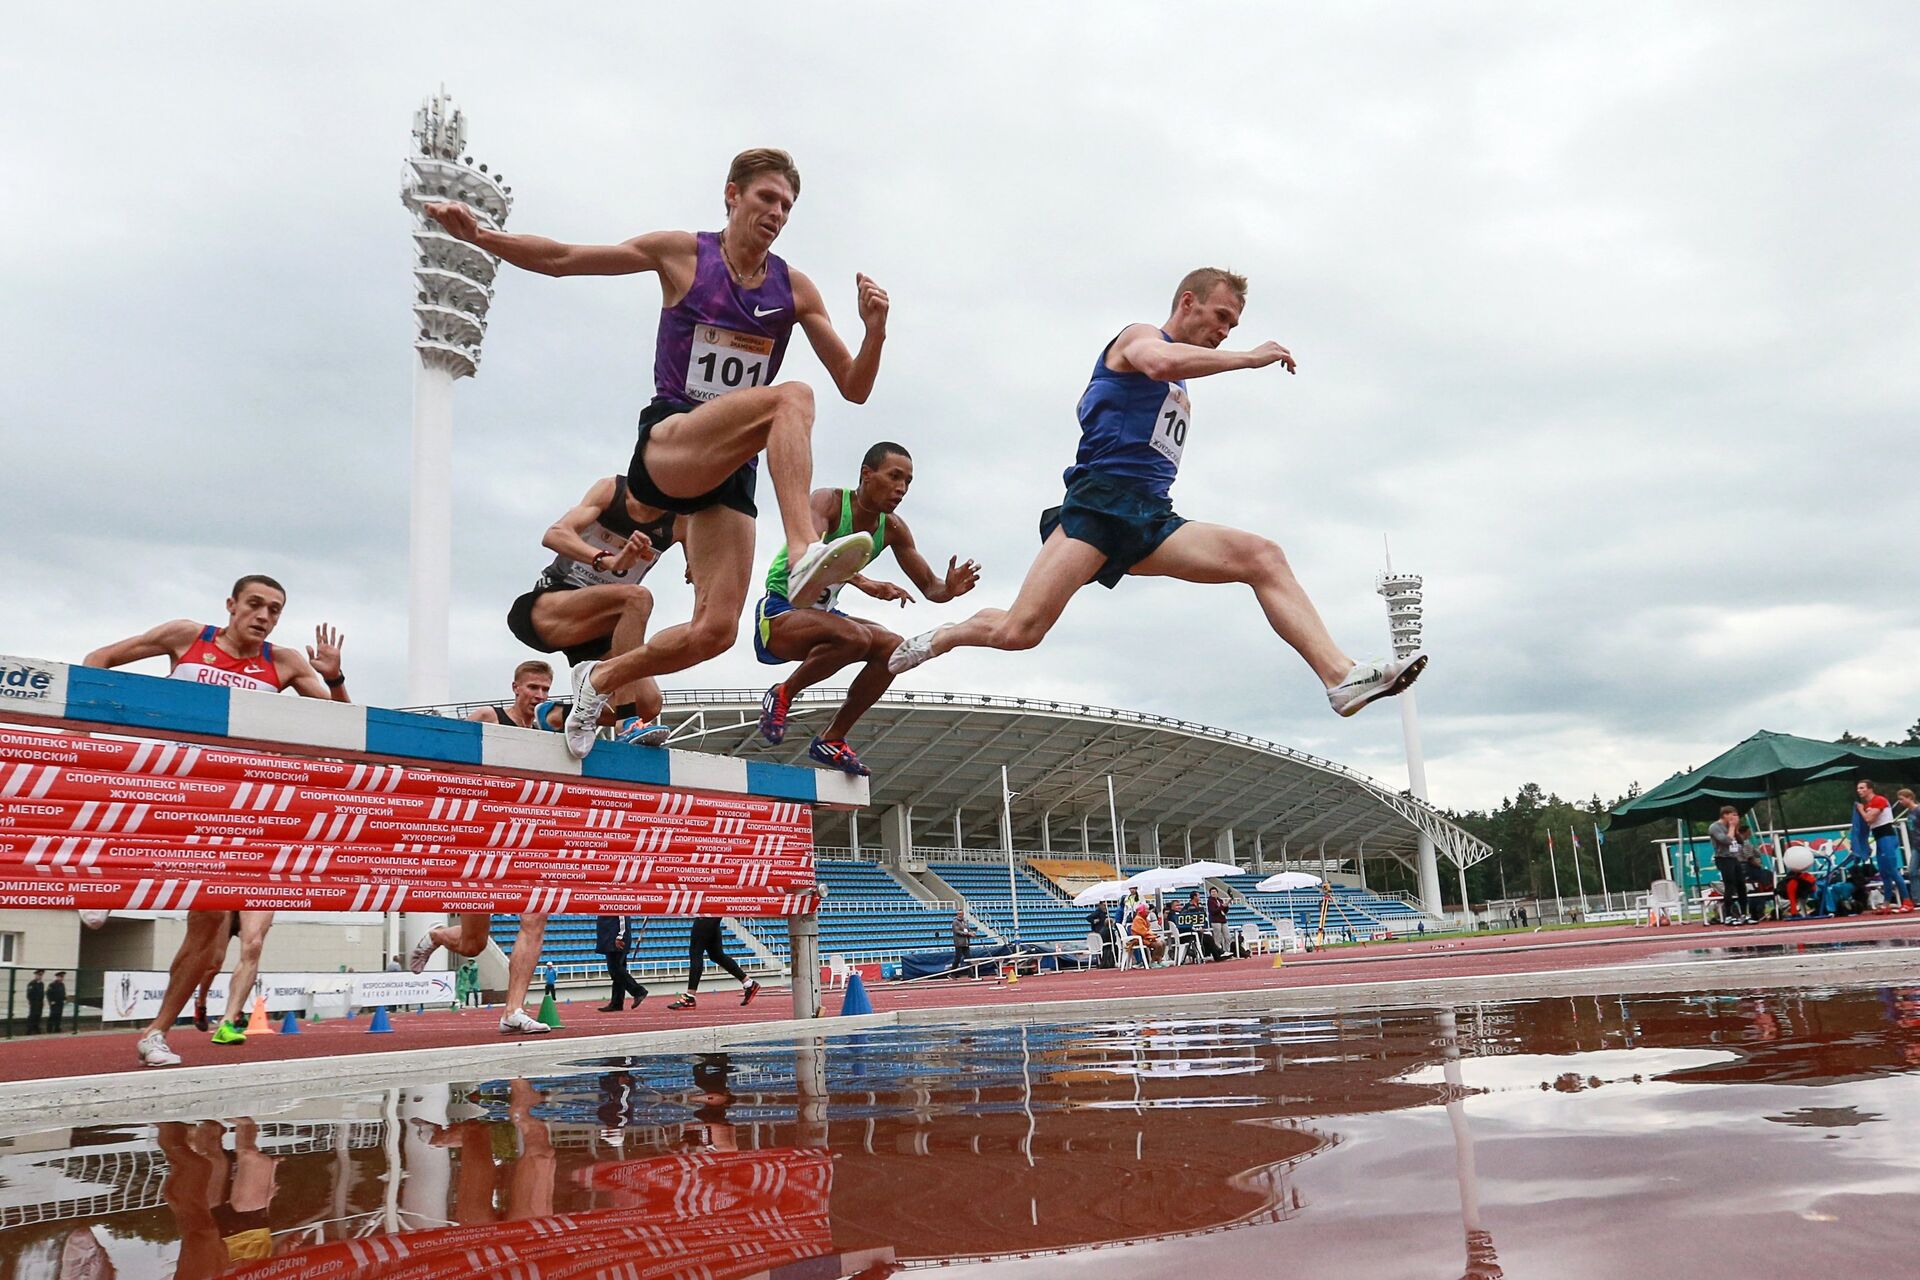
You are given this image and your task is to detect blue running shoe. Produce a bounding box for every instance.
[808,736,871,777]
[613,717,670,747]
[759,684,793,745]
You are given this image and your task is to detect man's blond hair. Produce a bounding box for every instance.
[725,148,801,211]
[511,659,553,685]
[1172,267,1249,311]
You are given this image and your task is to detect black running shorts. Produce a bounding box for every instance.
[627,398,759,518]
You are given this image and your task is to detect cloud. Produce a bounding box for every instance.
[3,4,1915,811]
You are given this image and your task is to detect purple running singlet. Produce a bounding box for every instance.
[652,231,798,407]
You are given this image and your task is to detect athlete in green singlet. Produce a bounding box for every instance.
[752,442,980,774]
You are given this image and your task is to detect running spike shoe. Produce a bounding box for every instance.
[1327,653,1428,718]
[564,663,611,759]
[759,684,793,745]
[808,736,871,777]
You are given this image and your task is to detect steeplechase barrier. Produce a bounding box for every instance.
[0,654,867,1017]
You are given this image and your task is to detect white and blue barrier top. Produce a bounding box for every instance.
[0,655,867,810]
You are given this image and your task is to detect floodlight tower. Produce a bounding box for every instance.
[398,89,512,707]
[396,90,511,972]
[1377,549,1448,919]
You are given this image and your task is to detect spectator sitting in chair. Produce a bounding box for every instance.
[1777,865,1820,918]
[1176,892,1218,961]
[1129,904,1167,965]
[1087,901,1118,968]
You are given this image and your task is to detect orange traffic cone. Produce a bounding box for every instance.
[245,993,274,1035]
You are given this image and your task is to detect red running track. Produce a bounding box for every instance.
[5,915,1915,1084]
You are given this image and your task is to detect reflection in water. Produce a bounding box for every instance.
[4,981,1920,1277]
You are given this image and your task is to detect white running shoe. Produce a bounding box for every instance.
[1327,652,1429,718]
[564,662,611,760]
[786,531,873,608]
[407,931,439,975]
[499,1008,552,1035]
[887,625,950,675]
[79,910,111,930]
[137,1031,181,1067]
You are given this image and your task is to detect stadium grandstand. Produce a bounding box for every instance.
[432,688,1495,980]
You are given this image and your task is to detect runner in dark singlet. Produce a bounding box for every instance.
[751,442,981,775]
[500,473,681,743]
[890,268,1427,718]
[83,575,350,1067]
[425,148,891,758]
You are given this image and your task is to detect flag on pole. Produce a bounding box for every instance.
[1592,822,1611,903]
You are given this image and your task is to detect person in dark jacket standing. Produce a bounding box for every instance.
[596,915,649,1011]
[951,909,973,978]
[25,970,45,1034]
[47,972,67,1033]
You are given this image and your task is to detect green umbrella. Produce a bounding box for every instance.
[1608,730,1920,829]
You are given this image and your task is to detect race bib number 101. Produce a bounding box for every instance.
[687,326,775,402]
[1149,385,1192,466]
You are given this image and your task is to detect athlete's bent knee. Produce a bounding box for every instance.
[775,381,815,418]
[687,614,739,660]
[992,618,1046,652]
[1249,539,1292,584]
[623,584,654,617]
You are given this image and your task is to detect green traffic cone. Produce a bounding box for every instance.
[536,993,563,1030]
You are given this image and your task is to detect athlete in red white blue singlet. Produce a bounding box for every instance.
[83,573,350,1068]
[169,625,290,692]
[425,147,894,759]
[889,267,1428,720]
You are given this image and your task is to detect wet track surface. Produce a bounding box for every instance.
[8,975,1920,1278]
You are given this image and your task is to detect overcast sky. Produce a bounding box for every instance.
[4,4,1915,810]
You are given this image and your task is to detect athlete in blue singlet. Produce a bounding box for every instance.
[425,148,889,757]
[890,268,1427,718]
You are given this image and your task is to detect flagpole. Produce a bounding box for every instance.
[1593,822,1611,911]
[1547,831,1564,921]
[1569,825,1587,915]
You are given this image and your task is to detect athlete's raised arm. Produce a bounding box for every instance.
[884,516,980,605]
[83,619,199,670]
[294,624,352,704]
[542,477,659,575]
[792,269,889,404]
[425,203,698,286]
[1111,323,1295,383]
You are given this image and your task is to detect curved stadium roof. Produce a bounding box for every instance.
[610,689,1495,872]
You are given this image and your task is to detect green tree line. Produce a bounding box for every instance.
[1364,719,1920,908]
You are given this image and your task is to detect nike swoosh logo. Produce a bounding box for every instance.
[753,305,783,317]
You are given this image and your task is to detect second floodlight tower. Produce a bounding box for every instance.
[1377,557,1447,918]
[398,89,513,708]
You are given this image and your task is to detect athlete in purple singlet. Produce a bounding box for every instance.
[426,148,890,757]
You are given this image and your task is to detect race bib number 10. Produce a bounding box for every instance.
[1149,385,1192,466]
[687,326,775,402]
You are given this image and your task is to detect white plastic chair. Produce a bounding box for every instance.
[1119,934,1152,970]
[1271,920,1302,953]
[825,954,852,990]
[1647,880,1681,926]
[1239,922,1269,955]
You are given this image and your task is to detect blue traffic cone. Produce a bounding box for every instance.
[368,1006,394,1034]
[839,973,873,1017]
[279,1010,301,1035]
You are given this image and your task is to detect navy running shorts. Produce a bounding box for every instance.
[1039,469,1187,589]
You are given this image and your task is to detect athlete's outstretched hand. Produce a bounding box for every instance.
[856,273,890,335]
[942,557,981,599]
[608,531,658,575]
[424,202,482,244]
[857,578,915,607]
[308,625,345,682]
[1249,341,1296,374]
